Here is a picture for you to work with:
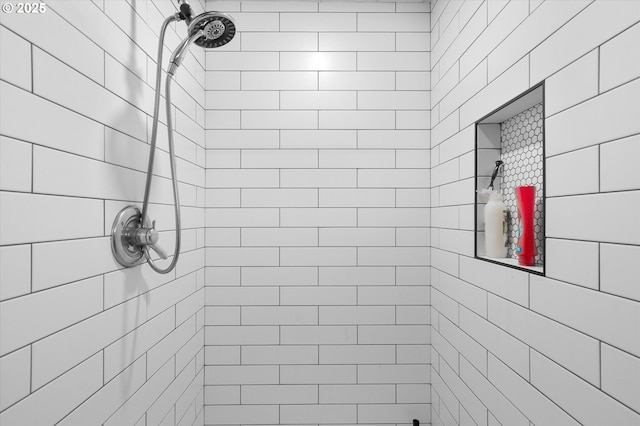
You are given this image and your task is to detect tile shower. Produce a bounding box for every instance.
[0,1,638,426]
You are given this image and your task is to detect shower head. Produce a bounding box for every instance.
[168,11,236,75]
[187,11,236,48]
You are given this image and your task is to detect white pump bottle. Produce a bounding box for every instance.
[484,191,508,257]
[483,160,508,258]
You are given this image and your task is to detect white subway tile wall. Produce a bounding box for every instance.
[2,1,640,426]
[430,1,640,426]
[0,0,207,424]
[204,0,430,425]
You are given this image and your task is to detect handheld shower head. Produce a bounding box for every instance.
[188,11,236,48]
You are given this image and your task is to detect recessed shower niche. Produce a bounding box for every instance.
[475,82,545,275]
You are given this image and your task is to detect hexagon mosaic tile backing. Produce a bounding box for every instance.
[501,103,544,264]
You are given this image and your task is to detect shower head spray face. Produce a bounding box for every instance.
[188,11,236,48]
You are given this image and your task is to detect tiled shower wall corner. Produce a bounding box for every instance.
[203,1,431,425]
[430,1,640,425]
[0,0,207,424]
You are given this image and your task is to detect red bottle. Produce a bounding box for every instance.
[515,185,536,266]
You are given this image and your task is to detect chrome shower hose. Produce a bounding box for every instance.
[140,14,182,274]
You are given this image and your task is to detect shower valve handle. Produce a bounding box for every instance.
[148,242,168,260]
[131,221,168,260]
[145,221,169,260]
